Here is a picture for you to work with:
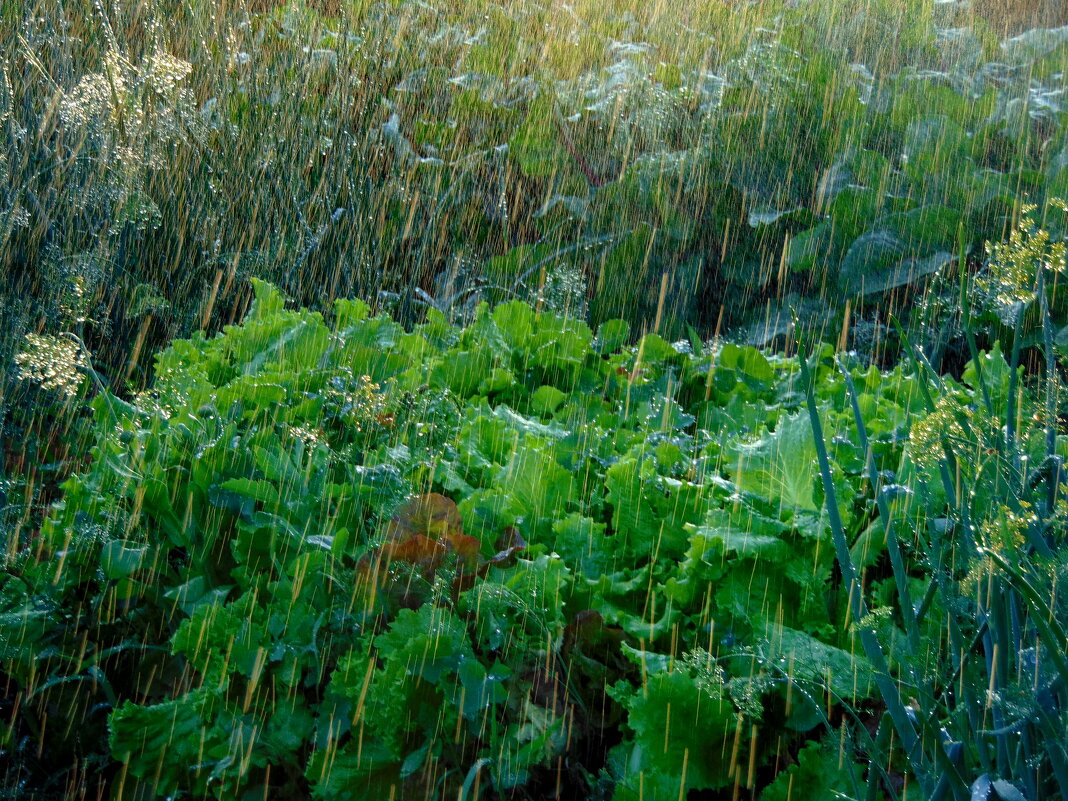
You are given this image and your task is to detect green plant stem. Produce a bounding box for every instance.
[798,342,941,797]
[892,318,978,557]
[1038,269,1063,521]
[958,257,994,417]
[983,582,1014,776]
[1006,300,1024,477]
[839,362,921,658]
[979,547,1068,689]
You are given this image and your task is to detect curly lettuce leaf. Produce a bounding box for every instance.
[608,647,743,797]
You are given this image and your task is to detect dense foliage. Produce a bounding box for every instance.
[5,0,1068,541]
[5,0,1068,799]
[3,275,1067,799]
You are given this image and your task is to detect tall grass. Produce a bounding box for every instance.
[805,212,1068,800]
[0,0,987,388]
[0,0,740,385]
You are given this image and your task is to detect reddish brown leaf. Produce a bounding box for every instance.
[390,493,464,539]
[563,610,604,648]
[487,526,527,568]
[382,534,446,569]
[495,526,526,552]
[445,532,482,564]
[452,566,480,596]
[354,553,379,581]
[562,610,624,654]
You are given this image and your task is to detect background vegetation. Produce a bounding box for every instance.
[5,0,1068,373]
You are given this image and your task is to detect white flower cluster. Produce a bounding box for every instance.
[14,333,89,398]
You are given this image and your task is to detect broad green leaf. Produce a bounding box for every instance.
[760,737,863,801]
[530,385,566,415]
[99,540,153,579]
[596,319,630,353]
[734,411,821,512]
